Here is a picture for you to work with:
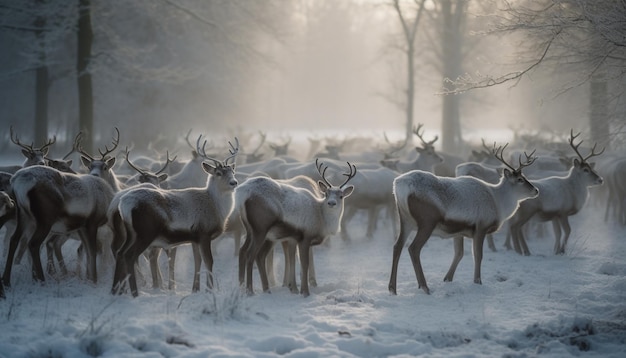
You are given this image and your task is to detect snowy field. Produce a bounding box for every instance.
[1,194,625,357]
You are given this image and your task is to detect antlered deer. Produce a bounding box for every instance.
[112,138,239,297]
[237,159,356,297]
[508,130,604,255]
[389,144,538,295]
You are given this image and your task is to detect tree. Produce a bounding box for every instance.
[389,0,427,144]
[445,0,626,145]
[77,0,94,152]
[0,1,74,146]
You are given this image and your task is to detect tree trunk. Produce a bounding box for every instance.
[405,42,415,144]
[440,0,466,155]
[77,0,94,152]
[34,2,48,145]
[589,71,609,147]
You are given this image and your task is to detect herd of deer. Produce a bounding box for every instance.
[0,124,611,299]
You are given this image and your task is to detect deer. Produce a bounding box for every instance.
[77,128,123,192]
[0,126,57,174]
[111,138,239,297]
[2,163,116,287]
[380,124,443,174]
[106,149,175,290]
[389,144,539,295]
[507,130,604,256]
[237,159,356,297]
[37,129,122,277]
[1,132,84,275]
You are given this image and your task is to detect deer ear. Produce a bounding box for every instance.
[503,168,512,178]
[41,147,49,156]
[106,156,116,168]
[415,147,424,153]
[318,180,329,192]
[342,185,354,198]
[66,159,73,166]
[573,158,581,167]
[22,149,31,158]
[157,173,168,182]
[202,162,215,174]
[80,156,91,168]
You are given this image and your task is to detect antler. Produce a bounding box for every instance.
[197,135,239,167]
[98,127,120,159]
[10,125,34,152]
[62,132,84,160]
[184,129,195,151]
[412,123,438,146]
[340,161,357,188]
[38,135,56,153]
[10,125,56,152]
[315,158,332,188]
[315,159,357,188]
[155,151,177,175]
[492,143,536,173]
[124,148,147,175]
[224,137,240,166]
[569,129,605,163]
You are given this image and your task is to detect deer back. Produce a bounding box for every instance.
[11,166,114,225]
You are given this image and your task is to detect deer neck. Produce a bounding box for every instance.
[492,180,526,223]
[206,179,235,224]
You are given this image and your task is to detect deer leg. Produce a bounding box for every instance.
[388,219,412,295]
[79,224,99,284]
[298,240,312,297]
[191,244,202,292]
[551,219,563,255]
[53,235,69,276]
[471,233,486,284]
[557,217,571,255]
[308,246,317,288]
[2,212,29,287]
[486,234,496,252]
[198,240,214,291]
[444,236,464,282]
[28,224,52,283]
[147,247,163,289]
[256,240,274,293]
[265,242,276,288]
[282,241,298,293]
[238,233,251,285]
[167,247,177,290]
[45,236,57,276]
[503,226,513,250]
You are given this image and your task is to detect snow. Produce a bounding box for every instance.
[1,202,626,357]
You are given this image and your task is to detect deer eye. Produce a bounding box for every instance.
[517,177,524,183]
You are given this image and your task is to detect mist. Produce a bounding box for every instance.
[0,0,620,155]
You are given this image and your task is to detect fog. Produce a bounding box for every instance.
[0,0,617,155]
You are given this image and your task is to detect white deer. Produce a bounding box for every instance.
[237,159,356,297]
[507,130,604,256]
[111,138,239,297]
[389,144,538,295]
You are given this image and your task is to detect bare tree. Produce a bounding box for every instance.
[444,0,626,145]
[389,0,427,144]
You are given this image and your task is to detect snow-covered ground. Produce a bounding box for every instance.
[1,199,625,357]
